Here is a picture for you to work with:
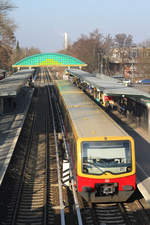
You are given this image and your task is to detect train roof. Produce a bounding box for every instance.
[55,80,130,139]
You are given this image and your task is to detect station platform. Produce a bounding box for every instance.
[0,86,34,185]
[0,69,34,115]
[0,69,33,97]
[111,110,150,203]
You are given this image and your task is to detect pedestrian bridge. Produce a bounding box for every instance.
[12,53,87,68]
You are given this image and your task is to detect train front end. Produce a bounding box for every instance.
[77,137,136,203]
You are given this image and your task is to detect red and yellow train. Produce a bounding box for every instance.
[55,80,136,203]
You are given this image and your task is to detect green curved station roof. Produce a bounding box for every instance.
[12,53,87,68]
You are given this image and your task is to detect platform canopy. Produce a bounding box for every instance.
[68,69,150,100]
[0,69,33,97]
[12,53,87,68]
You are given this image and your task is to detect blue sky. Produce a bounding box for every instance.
[11,0,150,52]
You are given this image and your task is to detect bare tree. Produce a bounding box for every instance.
[11,42,41,66]
[0,0,16,69]
[139,39,150,48]
[0,15,16,46]
[60,29,114,73]
[136,47,150,77]
[136,39,150,77]
[114,33,134,74]
[115,33,133,48]
[71,30,103,72]
[0,0,15,14]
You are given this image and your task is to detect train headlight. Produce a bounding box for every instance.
[127,166,132,172]
[122,185,133,191]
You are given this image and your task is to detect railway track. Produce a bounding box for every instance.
[45,67,83,225]
[1,68,150,225]
[0,68,82,225]
[45,68,150,225]
[78,195,150,225]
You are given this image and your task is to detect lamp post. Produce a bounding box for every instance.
[96,48,104,74]
[130,47,137,83]
[130,56,136,83]
[100,50,104,74]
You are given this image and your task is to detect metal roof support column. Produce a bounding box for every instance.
[147,104,150,134]
[0,98,4,114]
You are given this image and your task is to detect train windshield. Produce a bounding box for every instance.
[82,140,132,175]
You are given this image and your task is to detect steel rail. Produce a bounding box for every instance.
[11,112,36,225]
[118,203,133,225]
[55,99,83,225]
[47,84,66,225]
[43,115,48,225]
[46,68,83,225]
